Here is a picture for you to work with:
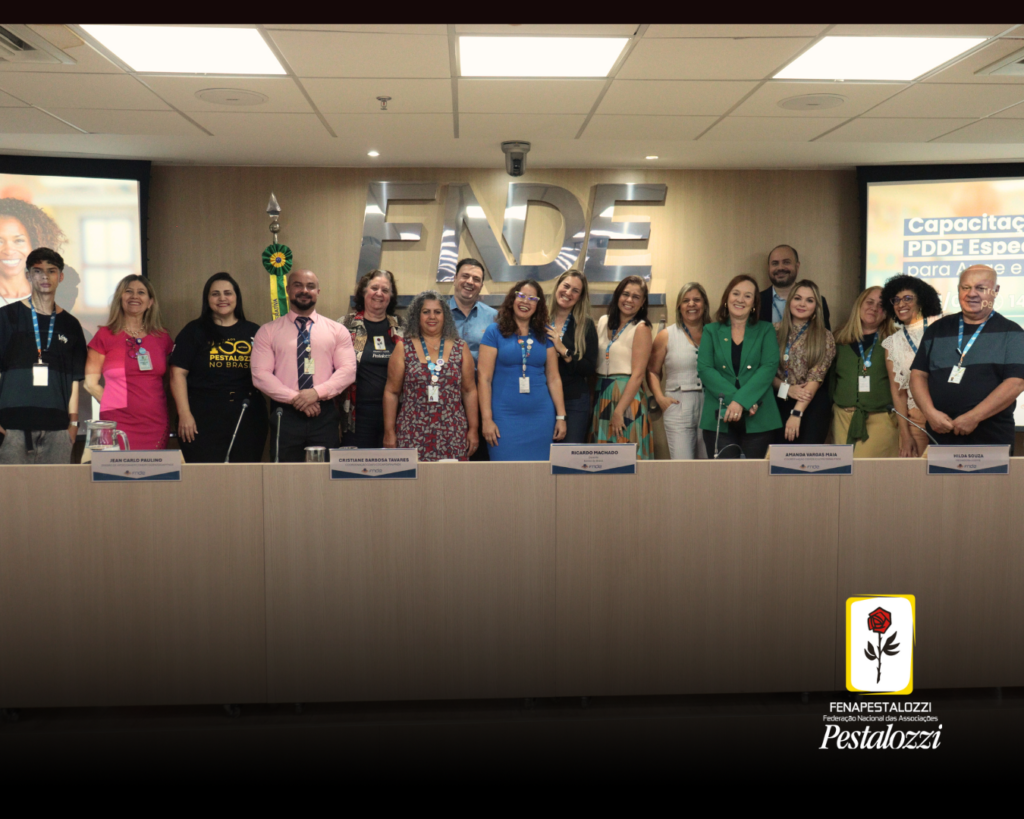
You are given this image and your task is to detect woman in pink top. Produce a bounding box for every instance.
[84,275,173,450]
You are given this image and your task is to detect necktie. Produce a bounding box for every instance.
[296,316,313,390]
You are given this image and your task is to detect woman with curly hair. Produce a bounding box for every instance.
[0,198,67,306]
[880,274,944,457]
[477,279,567,460]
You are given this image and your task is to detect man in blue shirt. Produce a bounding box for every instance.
[448,257,497,361]
[758,244,831,330]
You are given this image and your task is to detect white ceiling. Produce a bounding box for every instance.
[1,23,1024,169]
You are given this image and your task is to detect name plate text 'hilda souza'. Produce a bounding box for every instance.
[550,444,637,475]
[330,449,418,480]
[769,445,853,476]
[91,450,182,482]
[927,445,1010,475]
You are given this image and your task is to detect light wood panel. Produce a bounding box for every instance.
[836,459,1024,690]
[555,461,840,695]
[263,462,556,702]
[0,465,266,707]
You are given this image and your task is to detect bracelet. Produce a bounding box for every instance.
[555,415,566,420]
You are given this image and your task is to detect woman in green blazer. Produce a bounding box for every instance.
[697,274,782,458]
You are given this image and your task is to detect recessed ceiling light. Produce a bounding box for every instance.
[80,25,286,75]
[646,155,659,160]
[777,93,845,111]
[775,36,985,82]
[367,150,380,157]
[459,36,628,78]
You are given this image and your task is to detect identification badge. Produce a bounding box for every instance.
[427,385,440,403]
[949,365,966,384]
[137,348,153,371]
[304,358,315,375]
[858,375,871,392]
[519,377,530,394]
[777,383,789,400]
[373,336,386,351]
[32,365,48,387]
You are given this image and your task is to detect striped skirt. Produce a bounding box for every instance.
[591,375,652,460]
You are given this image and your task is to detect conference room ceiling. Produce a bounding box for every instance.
[2,23,1024,169]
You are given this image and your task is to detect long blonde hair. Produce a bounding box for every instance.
[549,269,592,359]
[105,274,166,336]
[675,282,712,329]
[775,280,828,371]
[834,286,894,345]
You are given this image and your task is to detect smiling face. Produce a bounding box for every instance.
[788,286,816,323]
[121,280,153,318]
[208,279,237,320]
[958,266,998,321]
[0,217,31,279]
[859,288,884,332]
[892,288,918,325]
[618,283,645,319]
[678,288,704,325]
[514,283,541,321]
[28,260,63,299]
[419,298,444,336]
[287,269,319,313]
[554,274,584,313]
[454,264,484,306]
[768,246,799,290]
[727,279,757,322]
[363,273,392,315]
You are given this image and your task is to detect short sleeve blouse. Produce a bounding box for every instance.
[881,318,929,410]
[773,323,836,384]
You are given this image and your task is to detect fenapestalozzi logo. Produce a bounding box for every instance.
[846,595,915,695]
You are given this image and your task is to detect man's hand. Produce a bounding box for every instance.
[952,412,980,436]
[292,388,320,412]
[925,408,954,434]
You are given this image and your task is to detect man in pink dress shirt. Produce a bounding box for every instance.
[252,268,356,461]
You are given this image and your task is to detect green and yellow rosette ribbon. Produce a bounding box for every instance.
[262,243,292,320]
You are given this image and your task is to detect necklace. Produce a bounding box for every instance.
[125,325,145,338]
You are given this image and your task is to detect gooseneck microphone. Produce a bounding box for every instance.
[887,404,940,447]
[224,398,251,463]
[714,394,724,458]
[274,407,284,463]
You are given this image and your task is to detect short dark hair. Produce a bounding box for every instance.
[200,272,247,342]
[496,279,549,339]
[880,274,943,323]
[715,275,761,324]
[25,247,64,271]
[768,244,799,265]
[455,258,485,278]
[607,276,650,332]
[353,269,398,316]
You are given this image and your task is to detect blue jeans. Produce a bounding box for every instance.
[563,392,591,444]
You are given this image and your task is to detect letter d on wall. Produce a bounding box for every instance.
[584,183,666,282]
[358,182,439,280]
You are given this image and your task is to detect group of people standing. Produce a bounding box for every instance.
[1,244,1022,465]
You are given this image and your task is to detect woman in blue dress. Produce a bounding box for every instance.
[478,279,567,460]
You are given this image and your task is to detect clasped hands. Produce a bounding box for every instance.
[291,388,321,417]
[925,408,978,437]
[722,400,758,424]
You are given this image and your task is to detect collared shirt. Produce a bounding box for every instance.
[771,288,788,324]
[449,296,497,361]
[251,308,356,403]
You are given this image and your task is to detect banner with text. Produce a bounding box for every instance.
[550,444,637,475]
[91,450,182,482]
[927,445,1010,475]
[330,449,418,479]
[769,445,854,476]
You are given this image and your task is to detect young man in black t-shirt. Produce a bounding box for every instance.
[0,248,87,464]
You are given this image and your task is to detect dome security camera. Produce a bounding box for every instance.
[501,141,531,177]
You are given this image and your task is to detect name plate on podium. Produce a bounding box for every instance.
[91,450,182,482]
[550,444,636,475]
[330,448,418,480]
[927,445,1010,475]
[769,445,853,476]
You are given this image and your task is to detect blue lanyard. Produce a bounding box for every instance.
[517,335,534,377]
[29,300,55,363]
[605,321,630,361]
[559,316,571,340]
[957,315,988,366]
[782,323,808,382]
[901,316,927,355]
[421,336,445,380]
[856,335,877,373]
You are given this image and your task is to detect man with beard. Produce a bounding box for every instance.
[759,245,832,330]
[252,268,356,461]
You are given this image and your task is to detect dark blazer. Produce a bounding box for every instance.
[760,287,831,331]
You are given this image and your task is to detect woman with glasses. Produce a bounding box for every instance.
[478,279,567,460]
[593,275,653,457]
[546,269,597,444]
[880,275,943,457]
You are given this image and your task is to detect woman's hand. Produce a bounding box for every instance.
[610,408,626,437]
[656,394,680,413]
[553,419,567,441]
[466,428,479,456]
[68,424,77,443]
[787,383,813,403]
[178,412,197,443]
[898,429,919,458]
[482,419,500,447]
[784,415,801,442]
[545,324,569,358]
[383,429,397,449]
[723,400,744,423]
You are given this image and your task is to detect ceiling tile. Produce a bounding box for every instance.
[458,113,584,140]
[701,116,845,141]
[321,112,454,142]
[598,80,758,116]
[646,25,828,38]
[993,101,1024,117]
[0,74,168,110]
[829,24,1012,37]
[189,111,331,141]
[865,83,1024,118]
[269,31,451,78]
[924,38,1024,84]
[455,24,638,36]
[583,115,717,140]
[618,38,813,80]
[732,81,906,117]
[0,108,80,134]
[48,109,205,135]
[933,118,1024,143]
[0,90,28,107]
[303,79,452,113]
[817,117,976,142]
[266,24,447,35]
[0,28,122,74]
[139,77,313,113]
[459,80,604,114]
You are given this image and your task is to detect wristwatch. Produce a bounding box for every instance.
[790,409,803,418]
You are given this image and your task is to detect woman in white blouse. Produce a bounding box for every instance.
[880,275,943,457]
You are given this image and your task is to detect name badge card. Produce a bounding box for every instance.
[92,450,182,482]
[927,445,1010,475]
[32,365,47,387]
[769,445,854,476]
[330,448,418,480]
[550,444,636,475]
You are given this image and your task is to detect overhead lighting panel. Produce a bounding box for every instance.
[80,25,286,75]
[459,36,628,78]
[774,36,985,82]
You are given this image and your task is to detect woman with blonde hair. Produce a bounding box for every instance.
[84,275,173,450]
[648,282,712,459]
[546,269,597,444]
[828,286,898,457]
[772,280,836,444]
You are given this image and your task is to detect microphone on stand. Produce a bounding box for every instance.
[224,398,251,463]
[274,407,284,463]
[887,405,939,447]
[714,394,724,459]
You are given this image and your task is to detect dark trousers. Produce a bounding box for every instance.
[703,424,774,460]
[773,386,832,445]
[469,403,490,461]
[179,389,268,463]
[563,392,591,444]
[271,400,340,462]
[342,402,385,449]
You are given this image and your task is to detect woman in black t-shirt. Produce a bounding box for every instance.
[170,273,268,462]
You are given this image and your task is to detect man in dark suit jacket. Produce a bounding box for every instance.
[759,244,831,330]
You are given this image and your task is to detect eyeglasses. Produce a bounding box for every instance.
[515,292,539,302]
[890,295,916,305]
[959,285,996,294]
[620,293,644,302]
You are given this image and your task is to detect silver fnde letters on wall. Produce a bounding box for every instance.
[583,183,667,282]
[357,182,438,279]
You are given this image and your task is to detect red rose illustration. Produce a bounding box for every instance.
[864,606,900,684]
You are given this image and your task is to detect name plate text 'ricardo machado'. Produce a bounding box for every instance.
[550,444,637,475]
[330,449,418,479]
[769,445,853,476]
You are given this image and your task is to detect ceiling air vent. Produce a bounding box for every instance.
[0,24,77,64]
[976,45,1024,77]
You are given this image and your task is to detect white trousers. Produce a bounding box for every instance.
[662,389,707,460]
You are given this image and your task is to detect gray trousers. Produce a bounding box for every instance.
[0,429,73,465]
